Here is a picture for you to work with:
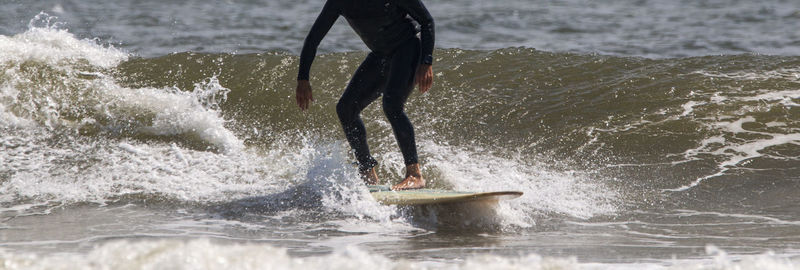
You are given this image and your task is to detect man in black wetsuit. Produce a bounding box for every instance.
[294,0,434,190]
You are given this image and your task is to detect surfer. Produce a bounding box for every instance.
[294,0,434,190]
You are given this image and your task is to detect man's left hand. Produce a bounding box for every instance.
[414,64,433,93]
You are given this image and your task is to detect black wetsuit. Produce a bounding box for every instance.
[297,0,434,171]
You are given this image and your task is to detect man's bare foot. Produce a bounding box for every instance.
[391,163,425,190]
[359,167,379,185]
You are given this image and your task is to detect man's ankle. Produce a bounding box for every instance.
[405,163,422,177]
[360,167,379,185]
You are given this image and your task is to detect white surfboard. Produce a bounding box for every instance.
[367,185,523,205]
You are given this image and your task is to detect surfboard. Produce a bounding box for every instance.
[367,185,523,206]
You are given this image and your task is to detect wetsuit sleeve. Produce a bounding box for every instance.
[395,0,435,65]
[297,0,340,81]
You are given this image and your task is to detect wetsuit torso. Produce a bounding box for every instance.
[297,0,434,80]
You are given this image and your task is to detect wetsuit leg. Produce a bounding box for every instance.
[336,52,388,171]
[382,38,421,166]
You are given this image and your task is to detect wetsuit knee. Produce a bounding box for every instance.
[381,96,405,120]
[336,99,355,123]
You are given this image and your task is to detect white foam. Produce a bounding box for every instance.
[118,142,148,155]
[0,133,326,213]
[741,89,800,107]
[293,141,401,222]
[661,75,800,191]
[0,14,243,150]
[421,141,618,224]
[0,239,796,270]
[766,121,787,127]
[0,13,127,69]
[680,101,705,117]
[102,76,243,153]
[672,139,800,191]
[717,116,756,134]
[692,68,800,82]
[668,122,800,192]
[0,239,581,270]
[0,19,265,211]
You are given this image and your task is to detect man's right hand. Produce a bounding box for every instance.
[296,80,314,111]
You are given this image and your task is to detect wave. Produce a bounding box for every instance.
[114,48,800,194]
[2,16,799,224]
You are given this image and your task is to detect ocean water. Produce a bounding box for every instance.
[1,0,800,269]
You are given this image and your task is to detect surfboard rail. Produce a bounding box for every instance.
[367,185,523,205]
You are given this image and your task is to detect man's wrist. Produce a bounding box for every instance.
[422,55,433,65]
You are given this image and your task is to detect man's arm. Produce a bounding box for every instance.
[395,0,434,65]
[395,0,435,93]
[296,0,339,110]
[297,0,340,81]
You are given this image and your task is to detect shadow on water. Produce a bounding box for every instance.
[207,180,328,221]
